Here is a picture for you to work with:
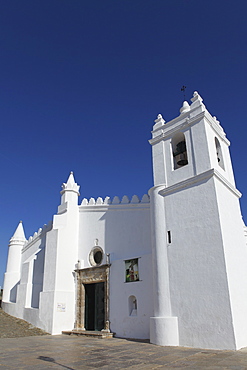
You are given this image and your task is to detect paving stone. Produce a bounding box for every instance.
[2,309,247,369]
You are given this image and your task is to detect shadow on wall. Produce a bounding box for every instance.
[10,282,19,303]
[0,289,3,307]
[31,247,45,308]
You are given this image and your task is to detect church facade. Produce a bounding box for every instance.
[3,91,247,350]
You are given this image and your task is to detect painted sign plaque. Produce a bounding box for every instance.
[57,303,66,312]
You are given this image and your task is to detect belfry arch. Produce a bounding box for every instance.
[172,132,188,169]
[215,137,225,170]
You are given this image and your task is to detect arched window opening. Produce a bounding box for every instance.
[128,295,137,316]
[172,132,188,169]
[215,137,225,170]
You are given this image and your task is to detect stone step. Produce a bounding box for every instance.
[62,329,114,339]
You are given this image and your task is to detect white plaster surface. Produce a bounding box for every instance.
[150,317,179,346]
[3,92,247,350]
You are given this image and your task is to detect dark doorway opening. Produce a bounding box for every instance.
[85,282,105,331]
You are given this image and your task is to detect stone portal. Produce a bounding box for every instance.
[74,264,112,335]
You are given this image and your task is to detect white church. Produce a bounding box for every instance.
[3,91,247,350]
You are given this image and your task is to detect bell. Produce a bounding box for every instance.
[176,153,188,166]
[173,140,188,167]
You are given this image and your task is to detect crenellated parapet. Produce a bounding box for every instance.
[22,220,53,253]
[80,194,150,206]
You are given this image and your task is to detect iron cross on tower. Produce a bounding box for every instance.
[181,85,186,100]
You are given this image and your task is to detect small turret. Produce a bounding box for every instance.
[2,221,26,302]
[6,221,26,273]
[60,172,80,206]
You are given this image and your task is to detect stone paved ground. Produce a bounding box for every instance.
[2,335,247,369]
[1,309,247,369]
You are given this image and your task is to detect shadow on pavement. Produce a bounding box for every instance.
[38,356,75,370]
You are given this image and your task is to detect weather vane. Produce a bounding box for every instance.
[181,85,187,100]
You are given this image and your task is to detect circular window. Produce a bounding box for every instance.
[89,247,104,266]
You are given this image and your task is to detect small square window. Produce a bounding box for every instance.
[125,258,139,282]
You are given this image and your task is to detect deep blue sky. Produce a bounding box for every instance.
[1,0,247,286]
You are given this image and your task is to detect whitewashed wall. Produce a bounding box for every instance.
[78,197,152,339]
[164,178,236,349]
[3,223,52,331]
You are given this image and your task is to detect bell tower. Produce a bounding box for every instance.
[149,92,247,350]
[150,91,235,188]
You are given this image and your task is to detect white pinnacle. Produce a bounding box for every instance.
[180,101,190,114]
[10,221,26,242]
[66,171,76,185]
[61,172,80,195]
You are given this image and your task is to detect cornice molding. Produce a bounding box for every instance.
[149,110,229,146]
[159,169,241,198]
[9,240,26,247]
[204,113,230,145]
[214,169,241,198]
[149,112,205,145]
